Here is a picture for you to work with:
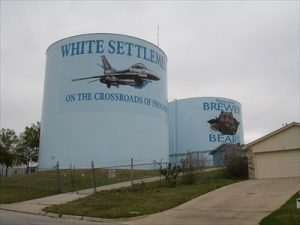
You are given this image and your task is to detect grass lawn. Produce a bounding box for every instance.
[44,170,242,219]
[260,191,300,225]
[0,168,159,204]
[0,170,59,203]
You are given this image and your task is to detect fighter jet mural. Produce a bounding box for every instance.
[207,111,240,135]
[72,55,160,89]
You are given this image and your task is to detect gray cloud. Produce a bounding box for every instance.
[1,1,299,143]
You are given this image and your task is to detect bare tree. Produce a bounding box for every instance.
[181,152,207,184]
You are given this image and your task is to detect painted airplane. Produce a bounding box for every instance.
[72,55,160,89]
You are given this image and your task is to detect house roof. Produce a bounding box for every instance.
[210,143,243,155]
[246,122,300,148]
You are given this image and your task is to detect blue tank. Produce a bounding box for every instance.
[39,33,168,169]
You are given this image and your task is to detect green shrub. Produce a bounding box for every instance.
[159,163,181,187]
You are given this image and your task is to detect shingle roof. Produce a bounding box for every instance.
[246,122,300,148]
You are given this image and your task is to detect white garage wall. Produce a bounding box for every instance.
[255,149,300,179]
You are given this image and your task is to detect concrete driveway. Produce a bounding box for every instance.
[123,177,300,225]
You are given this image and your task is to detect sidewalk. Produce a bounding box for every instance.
[0,168,218,215]
[0,176,160,216]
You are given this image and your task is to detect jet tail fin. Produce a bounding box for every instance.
[101,55,115,73]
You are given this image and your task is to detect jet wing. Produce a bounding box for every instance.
[72,75,104,81]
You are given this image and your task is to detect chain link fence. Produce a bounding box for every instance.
[0,159,169,195]
[0,155,223,198]
[169,151,214,167]
[54,159,169,193]
[0,165,38,177]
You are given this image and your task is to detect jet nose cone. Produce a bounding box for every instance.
[148,71,160,80]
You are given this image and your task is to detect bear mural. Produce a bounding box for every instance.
[207,110,240,135]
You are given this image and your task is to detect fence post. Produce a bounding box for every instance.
[70,163,74,192]
[197,151,200,169]
[91,161,97,193]
[130,158,134,189]
[56,161,61,193]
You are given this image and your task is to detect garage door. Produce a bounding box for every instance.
[255,149,300,179]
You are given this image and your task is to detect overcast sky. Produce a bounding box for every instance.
[1,1,299,143]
